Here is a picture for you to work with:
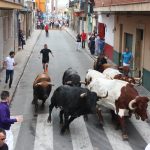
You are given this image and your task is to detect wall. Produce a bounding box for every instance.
[113,14,150,90]
[98,13,115,60]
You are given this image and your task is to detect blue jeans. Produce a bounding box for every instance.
[5,70,14,88]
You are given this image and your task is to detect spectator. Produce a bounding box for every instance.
[99,38,105,54]
[122,47,133,67]
[0,91,23,150]
[45,24,49,37]
[0,128,8,150]
[3,51,17,89]
[19,30,25,49]
[95,34,100,56]
[76,33,81,51]
[81,30,87,48]
[89,33,95,55]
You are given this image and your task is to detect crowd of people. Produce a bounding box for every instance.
[76,30,105,56]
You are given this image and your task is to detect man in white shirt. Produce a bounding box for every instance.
[3,51,17,89]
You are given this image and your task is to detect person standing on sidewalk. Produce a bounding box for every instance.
[3,51,17,89]
[45,24,49,37]
[0,128,8,150]
[76,33,81,51]
[40,44,54,72]
[0,91,23,150]
[81,30,87,48]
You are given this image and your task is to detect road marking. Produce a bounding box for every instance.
[34,114,53,150]
[103,115,132,150]
[130,116,150,144]
[70,116,93,150]
[11,117,22,149]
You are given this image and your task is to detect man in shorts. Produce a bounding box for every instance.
[40,44,54,72]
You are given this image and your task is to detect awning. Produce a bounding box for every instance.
[0,1,23,9]
[19,7,32,13]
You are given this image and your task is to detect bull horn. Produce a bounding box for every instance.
[48,82,55,86]
[80,81,86,84]
[128,99,136,110]
[80,93,87,98]
[98,91,108,99]
[35,82,42,86]
[65,81,72,84]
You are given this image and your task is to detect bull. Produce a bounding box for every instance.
[32,72,53,115]
[47,85,98,134]
[87,77,149,140]
[93,55,139,84]
[85,69,105,85]
[103,68,136,84]
[62,68,83,87]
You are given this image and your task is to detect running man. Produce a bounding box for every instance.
[40,44,54,72]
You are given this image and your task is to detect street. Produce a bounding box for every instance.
[10,30,149,150]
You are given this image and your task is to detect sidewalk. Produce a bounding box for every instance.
[0,29,42,100]
[65,27,150,98]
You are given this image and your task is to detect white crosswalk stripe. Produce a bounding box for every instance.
[11,117,22,149]
[34,114,53,150]
[11,113,150,150]
[130,116,150,144]
[103,115,133,150]
[70,116,93,150]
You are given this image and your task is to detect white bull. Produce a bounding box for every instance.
[103,68,122,79]
[87,77,128,116]
[85,69,105,85]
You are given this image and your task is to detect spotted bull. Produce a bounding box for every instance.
[87,77,149,140]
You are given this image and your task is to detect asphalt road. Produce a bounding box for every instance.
[10,30,150,150]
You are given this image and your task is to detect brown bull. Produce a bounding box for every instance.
[32,72,53,116]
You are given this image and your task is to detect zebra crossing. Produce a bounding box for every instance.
[11,112,150,150]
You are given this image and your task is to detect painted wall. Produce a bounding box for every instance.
[98,14,115,60]
[114,14,150,71]
[113,14,150,91]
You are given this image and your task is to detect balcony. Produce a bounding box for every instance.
[94,0,150,11]
[0,0,23,9]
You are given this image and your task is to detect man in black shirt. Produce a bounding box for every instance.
[0,128,8,150]
[40,44,54,72]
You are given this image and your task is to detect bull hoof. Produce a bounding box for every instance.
[32,100,35,104]
[34,113,38,117]
[122,134,128,141]
[84,115,88,121]
[60,127,66,135]
[47,117,51,123]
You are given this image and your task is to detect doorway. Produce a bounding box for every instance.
[135,29,144,77]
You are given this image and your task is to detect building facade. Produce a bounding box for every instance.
[0,0,23,69]
[94,0,150,91]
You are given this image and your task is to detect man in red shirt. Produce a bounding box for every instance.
[45,24,49,37]
[81,30,87,48]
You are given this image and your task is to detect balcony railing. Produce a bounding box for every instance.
[94,0,149,7]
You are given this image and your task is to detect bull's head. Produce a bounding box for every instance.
[129,96,149,121]
[34,81,54,100]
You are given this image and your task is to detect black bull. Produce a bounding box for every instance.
[32,73,53,115]
[62,68,81,86]
[47,85,98,134]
